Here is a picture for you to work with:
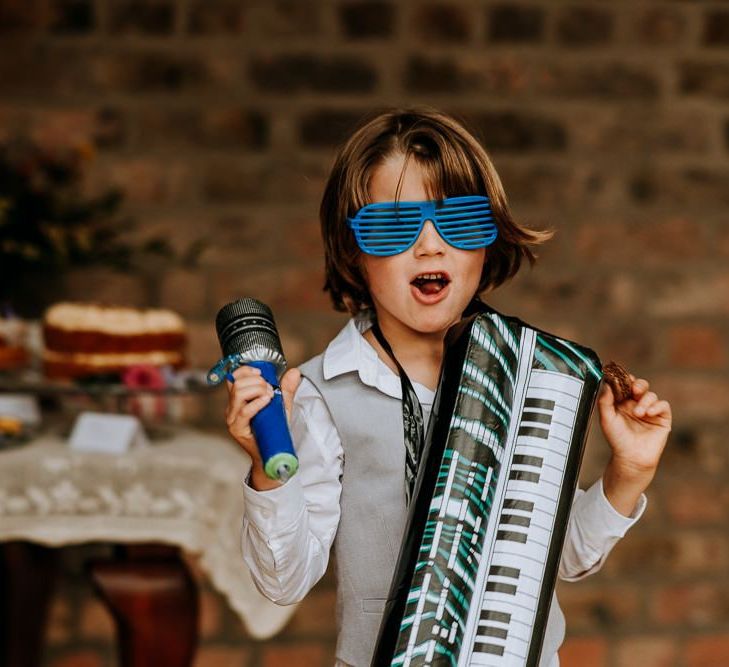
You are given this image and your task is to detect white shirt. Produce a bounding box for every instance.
[241,316,646,664]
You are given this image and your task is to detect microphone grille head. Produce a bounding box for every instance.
[215,298,283,360]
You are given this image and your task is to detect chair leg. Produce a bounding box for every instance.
[88,546,199,667]
[0,542,58,667]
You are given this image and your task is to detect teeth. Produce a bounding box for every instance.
[418,273,444,280]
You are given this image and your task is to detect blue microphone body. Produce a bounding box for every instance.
[247,360,298,480]
[207,299,299,481]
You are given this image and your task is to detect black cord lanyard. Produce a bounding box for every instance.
[370,321,425,507]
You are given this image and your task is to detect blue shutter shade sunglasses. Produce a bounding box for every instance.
[346,195,497,256]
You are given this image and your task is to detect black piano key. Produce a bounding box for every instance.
[499,514,531,528]
[503,499,534,512]
[486,582,517,595]
[497,530,528,543]
[489,565,520,579]
[517,425,550,439]
[521,410,552,424]
[513,454,544,467]
[480,610,511,623]
[509,470,541,483]
[480,626,509,639]
[473,642,504,656]
[524,397,555,410]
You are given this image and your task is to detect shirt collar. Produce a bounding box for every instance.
[322,311,435,405]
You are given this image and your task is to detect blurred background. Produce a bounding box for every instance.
[1,0,728,666]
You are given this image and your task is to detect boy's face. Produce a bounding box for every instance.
[361,154,486,339]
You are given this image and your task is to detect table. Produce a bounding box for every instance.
[0,429,297,665]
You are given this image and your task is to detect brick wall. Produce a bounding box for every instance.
[2,1,728,665]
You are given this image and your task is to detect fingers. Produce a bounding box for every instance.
[598,381,614,406]
[225,366,273,427]
[644,398,671,419]
[632,390,657,417]
[280,367,302,416]
[224,364,262,391]
[226,382,273,425]
[630,376,650,400]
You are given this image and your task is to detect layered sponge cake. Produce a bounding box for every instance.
[43,302,186,379]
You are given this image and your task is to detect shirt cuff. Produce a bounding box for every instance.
[579,477,647,541]
[242,471,306,533]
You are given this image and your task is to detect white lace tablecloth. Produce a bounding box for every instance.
[0,429,296,639]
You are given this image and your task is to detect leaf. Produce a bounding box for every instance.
[180,238,208,268]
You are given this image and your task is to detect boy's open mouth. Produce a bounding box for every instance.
[410,272,451,296]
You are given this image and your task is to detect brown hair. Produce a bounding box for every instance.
[319,106,554,314]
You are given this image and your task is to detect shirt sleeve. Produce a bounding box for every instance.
[240,376,344,605]
[558,477,647,582]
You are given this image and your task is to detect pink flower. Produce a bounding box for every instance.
[122,364,166,390]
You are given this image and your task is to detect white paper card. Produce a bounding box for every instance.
[0,394,41,425]
[68,412,149,454]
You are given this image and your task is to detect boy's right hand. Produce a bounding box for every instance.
[225,365,301,490]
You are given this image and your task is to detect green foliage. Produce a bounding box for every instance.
[0,137,205,299]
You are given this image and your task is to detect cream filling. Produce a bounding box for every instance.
[43,349,183,366]
[44,303,184,335]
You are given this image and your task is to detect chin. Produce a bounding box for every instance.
[410,310,461,335]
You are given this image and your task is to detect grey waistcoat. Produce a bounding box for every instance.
[299,354,565,667]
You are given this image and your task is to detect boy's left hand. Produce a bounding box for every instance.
[597,375,672,516]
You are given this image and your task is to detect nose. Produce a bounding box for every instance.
[413,220,446,256]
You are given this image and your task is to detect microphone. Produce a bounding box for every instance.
[207,298,298,482]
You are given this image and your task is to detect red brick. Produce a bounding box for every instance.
[598,321,655,369]
[635,7,688,45]
[650,583,729,627]
[187,1,245,34]
[0,0,52,32]
[108,0,176,35]
[277,322,308,367]
[160,270,208,319]
[667,324,728,369]
[488,5,545,43]
[615,636,677,667]
[412,3,473,43]
[658,424,727,477]
[249,54,377,95]
[571,107,710,155]
[247,2,323,39]
[605,531,729,577]
[28,108,96,149]
[664,478,729,525]
[574,217,709,266]
[557,7,614,46]
[96,158,198,205]
[260,643,326,667]
[537,61,659,99]
[685,635,729,667]
[681,61,729,99]
[556,584,641,632]
[203,211,323,268]
[629,166,729,208]
[63,267,147,307]
[202,157,327,204]
[186,320,223,369]
[339,0,393,39]
[645,373,729,421]
[209,265,331,315]
[559,636,608,667]
[79,597,115,640]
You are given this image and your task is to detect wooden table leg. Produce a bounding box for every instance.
[88,545,199,667]
[0,541,58,667]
